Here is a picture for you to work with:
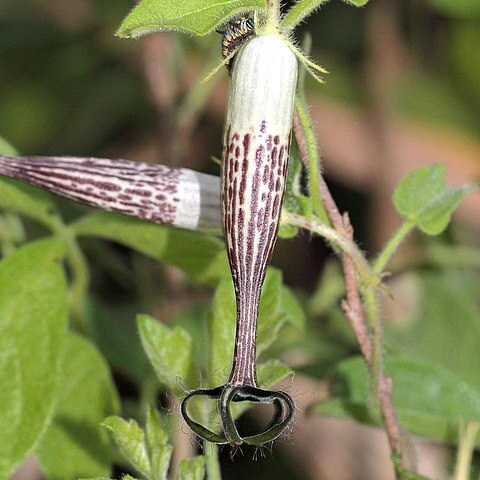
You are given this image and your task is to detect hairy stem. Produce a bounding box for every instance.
[291,87,409,473]
[293,99,329,225]
[374,220,414,275]
[283,211,375,286]
[204,442,222,480]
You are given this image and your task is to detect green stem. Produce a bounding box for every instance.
[263,0,281,33]
[294,97,330,225]
[65,231,91,334]
[373,221,414,275]
[204,441,222,480]
[283,211,376,287]
[454,420,480,480]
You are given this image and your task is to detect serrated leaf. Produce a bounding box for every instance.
[117,0,265,38]
[208,268,304,385]
[0,178,59,229]
[312,356,480,446]
[145,407,173,480]
[177,456,206,480]
[72,212,228,286]
[393,164,476,235]
[103,416,151,479]
[36,334,120,480]
[0,238,68,479]
[138,314,195,393]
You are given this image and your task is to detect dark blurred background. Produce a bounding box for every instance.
[2,0,480,479]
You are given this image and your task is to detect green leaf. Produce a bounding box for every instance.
[312,356,480,446]
[393,164,476,235]
[257,359,293,388]
[138,314,196,393]
[72,212,228,286]
[428,0,480,17]
[116,0,265,38]
[145,407,173,480]
[36,333,120,480]
[103,416,151,479]
[208,268,304,385]
[0,137,18,155]
[177,456,206,480]
[0,178,59,229]
[0,238,68,479]
[386,270,480,393]
[343,0,369,6]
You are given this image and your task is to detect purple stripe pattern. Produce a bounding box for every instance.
[221,35,298,387]
[0,155,220,232]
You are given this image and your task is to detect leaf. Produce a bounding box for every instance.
[103,416,151,479]
[0,137,18,155]
[145,407,173,480]
[36,333,120,480]
[386,270,480,394]
[312,356,480,446]
[116,0,266,38]
[0,238,68,479]
[257,359,293,388]
[393,164,476,235]
[138,314,196,393]
[428,0,480,17]
[0,178,59,229]
[177,456,206,480]
[72,211,228,286]
[208,268,304,385]
[343,0,369,6]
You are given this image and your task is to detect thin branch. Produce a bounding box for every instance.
[292,105,410,475]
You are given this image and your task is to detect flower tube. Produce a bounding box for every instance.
[182,33,298,446]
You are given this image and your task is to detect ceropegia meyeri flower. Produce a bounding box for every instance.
[222,34,298,386]
[0,155,220,232]
[181,34,298,447]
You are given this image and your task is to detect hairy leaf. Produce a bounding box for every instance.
[145,407,172,480]
[117,0,266,38]
[138,314,196,393]
[103,417,150,479]
[177,456,206,480]
[393,164,476,235]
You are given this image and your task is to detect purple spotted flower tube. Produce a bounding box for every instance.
[181,34,298,446]
[0,155,220,233]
